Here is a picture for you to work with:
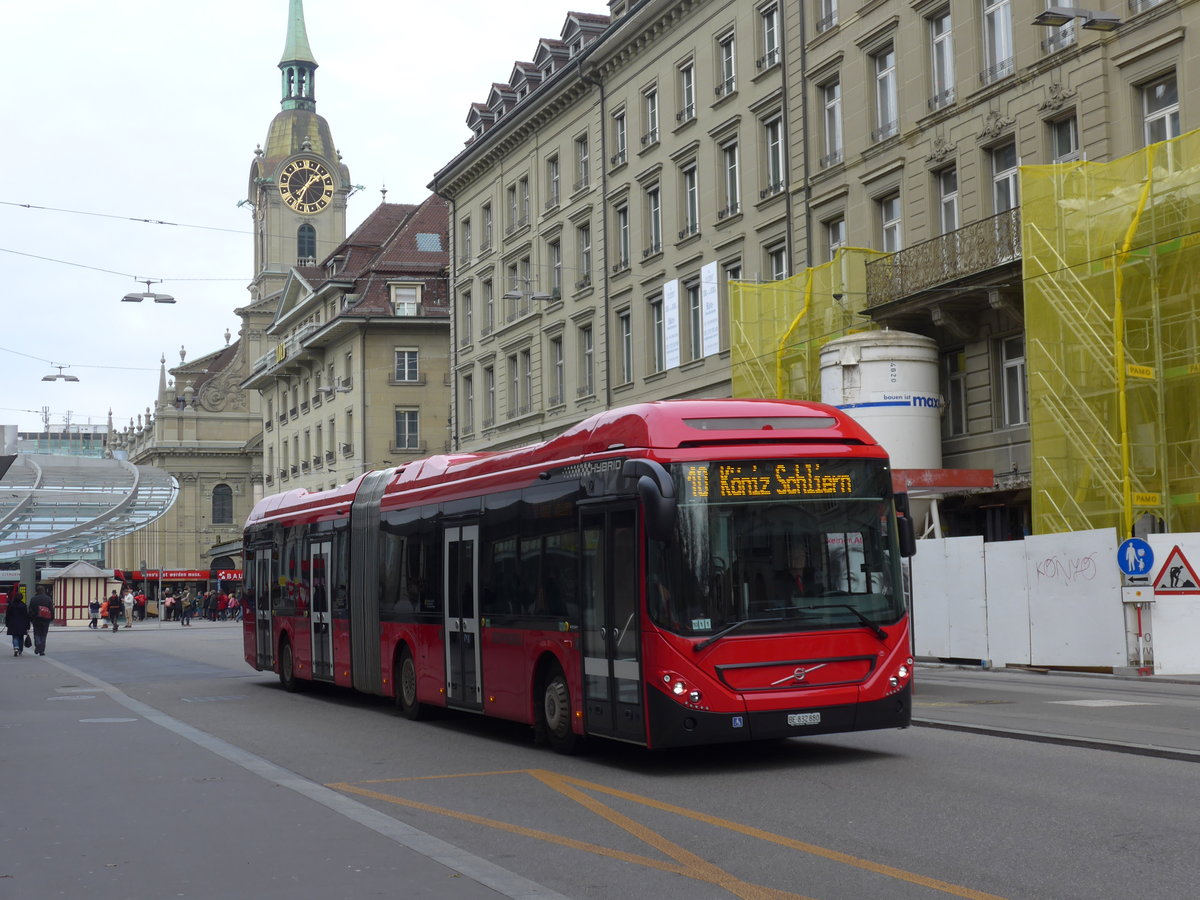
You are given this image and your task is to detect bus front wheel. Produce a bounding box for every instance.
[394,646,425,720]
[541,664,581,754]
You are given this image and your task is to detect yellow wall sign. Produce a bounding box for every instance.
[1126,364,1155,380]
[1132,492,1161,506]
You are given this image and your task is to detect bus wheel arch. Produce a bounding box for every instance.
[392,642,426,720]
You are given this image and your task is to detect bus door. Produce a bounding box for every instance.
[443,524,482,709]
[307,538,334,681]
[581,508,645,743]
[254,550,274,671]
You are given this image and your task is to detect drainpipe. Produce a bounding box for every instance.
[795,3,811,269]
[580,64,611,410]
[431,181,459,451]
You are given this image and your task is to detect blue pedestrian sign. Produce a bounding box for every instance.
[1117,538,1154,578]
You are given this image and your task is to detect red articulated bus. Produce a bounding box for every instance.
[242,399,916,752]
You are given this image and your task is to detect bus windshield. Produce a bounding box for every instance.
[649,459,905,638]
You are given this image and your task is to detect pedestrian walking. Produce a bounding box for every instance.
[180,591,194,626]
[88,596,101,629]
[102,591,118,628]
[5,592,31,656]
[122,588,135,629]
[27,587,53,656]
[107,593,122,632]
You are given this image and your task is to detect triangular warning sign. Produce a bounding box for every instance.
[1152,545,1200,594]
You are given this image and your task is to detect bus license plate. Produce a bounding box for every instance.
[787,712,821,727]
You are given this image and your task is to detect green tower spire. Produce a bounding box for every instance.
[279,0,318,112]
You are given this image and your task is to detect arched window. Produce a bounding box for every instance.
[212,484,233,524]
[298,224,316,262]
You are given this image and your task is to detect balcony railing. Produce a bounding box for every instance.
[864,208,1022,308]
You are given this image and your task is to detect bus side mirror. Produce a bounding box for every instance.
[621,459,677,543]
[894,492,917,557]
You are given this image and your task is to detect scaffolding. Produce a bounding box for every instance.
[1023,128,1200,536]
[729,247,884,401]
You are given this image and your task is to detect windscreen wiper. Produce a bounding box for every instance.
[811,604,888,642]
[694,617,784,652]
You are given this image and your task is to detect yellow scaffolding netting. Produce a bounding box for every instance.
[729,247,885,401]
[1024,128,1200,536]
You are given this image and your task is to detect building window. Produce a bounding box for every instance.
[574,134,590,191]
[297,224,316,263]
[766,243,787,282]
[929,12,955,109]
[937,167,959,234]
[482,278,494,334]
[646,185,662,254]
[391,284,420,315]
[483,365,495,426]
[577,223,592,288]
[643,87,660,144]
[460,218,472,263]
[872,47,899,141]
[678,61,696,122]
[394,348,419,383]
[507,354,520,417]
[521,349,532,413]
[759,4,780,69]
[506,183,518,230]
[817,0,839,33]
[519,176,530,226]
[549,335,565,405]
[686,282,702,360]
[619,310,634,383]
[546,156,560,208]
[481,202,493,250]
[720,141,740,217]
[461,375,474,435]
[615,204,630,268]
[992,143,1019,213]
[943,350,968,437]
[1143,74,1180,145]
[579,325,594,396]
[612,111,628,166]
[212,484,233,524]
[825,216,846,261]
[999,335,1027,426]
[821,80,842,167]
[880,194,902,252]
[982,0,1014,84]
[548,239,562,297]
[716,33,736,97]
[1048,115,1079,162]
[460,290,472,346]
[394,409,420,450]
[681,163,699,237]
[650,296,665,373]
[763,116,785,195]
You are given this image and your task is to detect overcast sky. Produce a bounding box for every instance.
[2,0,600,435]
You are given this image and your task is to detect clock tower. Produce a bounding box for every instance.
[246,0,350,303]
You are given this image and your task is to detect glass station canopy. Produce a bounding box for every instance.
[0,454,178,561]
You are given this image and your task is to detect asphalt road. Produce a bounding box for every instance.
[3,623,1198,900]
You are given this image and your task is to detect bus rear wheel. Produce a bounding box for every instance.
[541,664,581,754]
[278,639,300,693]
[393,646,425,720]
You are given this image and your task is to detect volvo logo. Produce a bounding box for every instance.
[770,663,826,686]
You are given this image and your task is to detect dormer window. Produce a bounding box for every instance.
[390,283,421,316]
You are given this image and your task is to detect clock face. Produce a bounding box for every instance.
[278,157,335,214]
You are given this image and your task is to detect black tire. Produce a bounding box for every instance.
[278,639,300,693]
[541,663,581,754]
[393,646,425,720]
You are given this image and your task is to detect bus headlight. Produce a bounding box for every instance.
[887,658,914,693]
[658,671,705,708]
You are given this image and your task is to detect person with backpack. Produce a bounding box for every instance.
[27,588,53,656]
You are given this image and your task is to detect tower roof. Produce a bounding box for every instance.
[280,0,317,66]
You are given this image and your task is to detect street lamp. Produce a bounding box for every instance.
[1032,6,1122,31]
[122,278,176,304]
[41,364,80,382]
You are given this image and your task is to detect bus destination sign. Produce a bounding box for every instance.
[680,460,874,502]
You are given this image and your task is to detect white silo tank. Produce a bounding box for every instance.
[819,331,941,471]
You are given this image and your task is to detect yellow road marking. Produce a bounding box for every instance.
[329,769,1007,900]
